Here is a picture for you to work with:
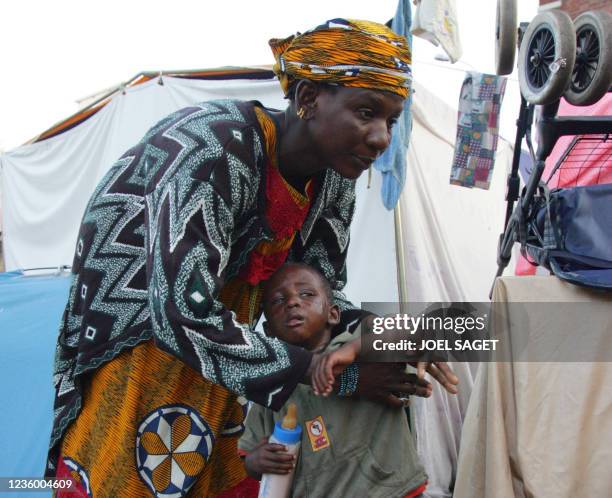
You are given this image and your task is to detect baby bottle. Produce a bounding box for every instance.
[258,403,302,498]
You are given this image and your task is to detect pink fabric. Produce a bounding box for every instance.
[214,477,259,498]
[55,455,90,498]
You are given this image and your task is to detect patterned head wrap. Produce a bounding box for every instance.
[269,18,412,99]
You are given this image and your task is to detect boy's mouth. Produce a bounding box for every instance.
[286,314,305,327]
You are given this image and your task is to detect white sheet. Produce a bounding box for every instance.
[404,80,513,498]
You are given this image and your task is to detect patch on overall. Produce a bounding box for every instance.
[305,415,331,452]
[135,404,215,497]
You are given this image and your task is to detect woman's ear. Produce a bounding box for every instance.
[294,80,319,119]
[327,304,341,327]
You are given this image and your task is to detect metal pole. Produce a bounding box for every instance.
[394,197,409,308]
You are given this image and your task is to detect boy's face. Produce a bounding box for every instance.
[263,266,339,351]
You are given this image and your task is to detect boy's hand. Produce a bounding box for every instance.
[310,338,361,395]
[244,438,295,479]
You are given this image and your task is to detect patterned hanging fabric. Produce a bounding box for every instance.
[450,72,507,189]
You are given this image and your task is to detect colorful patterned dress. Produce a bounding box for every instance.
[49,100,363,497]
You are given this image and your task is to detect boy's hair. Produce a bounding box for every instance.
[263,263,334,303]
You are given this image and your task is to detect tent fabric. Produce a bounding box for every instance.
[32,68,275,143]
[0,270,71,483]
[402,81,512,302]
[402,80,512,498]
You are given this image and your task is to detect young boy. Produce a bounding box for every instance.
[238,263,428,498]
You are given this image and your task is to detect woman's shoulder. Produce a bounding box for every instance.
[190,99,265,135]
[144,100,266,142]
[145,99,269,167]
[140,100,268,202]
[193,99,286,131]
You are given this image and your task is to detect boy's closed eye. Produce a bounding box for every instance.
[270,295,285,305]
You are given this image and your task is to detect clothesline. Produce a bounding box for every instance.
[413,58,519,82]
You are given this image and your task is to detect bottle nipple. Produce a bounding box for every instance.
[281,403,298,430]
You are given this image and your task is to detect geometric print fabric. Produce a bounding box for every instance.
[136,404,214,497]
[48,100,360,478]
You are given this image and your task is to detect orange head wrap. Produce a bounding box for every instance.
[269,18,412,98]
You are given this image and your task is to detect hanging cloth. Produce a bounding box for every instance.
[450,72,507,190]
[373,0,414,210]
[412,0,463,63]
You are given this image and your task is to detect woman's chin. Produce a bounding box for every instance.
[332,164,366,180]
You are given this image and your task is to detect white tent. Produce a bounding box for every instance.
[0,66,515,497]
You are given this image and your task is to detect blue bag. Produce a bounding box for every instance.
[523,183,612,290]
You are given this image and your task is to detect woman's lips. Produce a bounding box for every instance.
[352,154,375,170]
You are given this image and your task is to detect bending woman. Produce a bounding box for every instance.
[48,18,455,497]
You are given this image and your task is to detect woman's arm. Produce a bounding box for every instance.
[145,100,313,410]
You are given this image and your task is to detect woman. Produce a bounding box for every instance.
[48,18,456,497]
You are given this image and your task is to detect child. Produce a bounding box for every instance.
[238,263,428,498]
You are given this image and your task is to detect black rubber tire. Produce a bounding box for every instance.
[565,10,612,106]
[518,10,576,105]
[495,0,518,75]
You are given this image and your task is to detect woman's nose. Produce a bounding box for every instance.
[365,120,392,152]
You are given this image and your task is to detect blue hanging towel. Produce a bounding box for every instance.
[373,0,413,210]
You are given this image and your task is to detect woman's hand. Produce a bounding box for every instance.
[415,361,459,394]
[363,313,460,395]
[355,363,433,407]
[244,438,295,480]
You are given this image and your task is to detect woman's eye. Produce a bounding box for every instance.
[300,291,314,297]
[358,108,374,120]
[272,296,284,305]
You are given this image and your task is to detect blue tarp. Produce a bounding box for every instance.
[0,271,71,493]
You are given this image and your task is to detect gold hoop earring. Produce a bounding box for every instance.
[296,108,305,119]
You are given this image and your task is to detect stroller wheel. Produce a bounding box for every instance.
[565,10,612,106]
[518,11,576,105]
[495,0,518,75]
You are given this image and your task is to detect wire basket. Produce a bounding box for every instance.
[546,134,612,188]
